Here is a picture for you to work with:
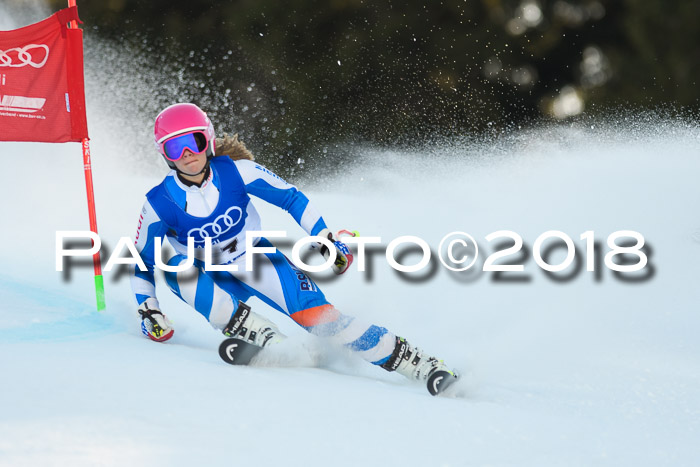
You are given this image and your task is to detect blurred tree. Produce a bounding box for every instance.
[44,0,698,176]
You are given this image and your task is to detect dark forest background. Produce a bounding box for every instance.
[43,0,699,176]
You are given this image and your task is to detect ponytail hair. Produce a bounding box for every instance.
[215,133,255,161]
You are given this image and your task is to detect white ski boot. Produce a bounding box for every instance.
[381,337,459,396]
[223,301,285,348]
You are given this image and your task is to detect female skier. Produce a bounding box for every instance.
[131,103,458,395]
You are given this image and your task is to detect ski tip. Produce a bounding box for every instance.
[427,370,460,396]
[218,337,262,366]
[219,337,240,365]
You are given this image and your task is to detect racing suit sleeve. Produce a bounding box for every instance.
[234,159,328,236]
[130,200,169,306]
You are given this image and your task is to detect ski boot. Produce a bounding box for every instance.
[223,301,286,347]
[219,301,285,365]
[381,337,459,396]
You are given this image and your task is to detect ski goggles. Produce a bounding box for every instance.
[161,131,209,161]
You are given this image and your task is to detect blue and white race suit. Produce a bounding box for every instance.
[131,156,396,366]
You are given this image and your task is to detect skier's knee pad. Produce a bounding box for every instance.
[290,304,338,327]
[290,304,353,337]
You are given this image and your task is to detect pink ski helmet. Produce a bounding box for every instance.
[154,103,216,170]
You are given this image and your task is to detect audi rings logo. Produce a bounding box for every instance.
[188,206,243,243]
[0,44,50,68]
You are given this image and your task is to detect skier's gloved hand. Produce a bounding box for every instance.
[315,228,354,275]
[138,297,174,342]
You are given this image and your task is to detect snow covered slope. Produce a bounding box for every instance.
[2,4,700,467]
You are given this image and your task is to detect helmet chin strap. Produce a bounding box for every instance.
[169,153,213,187]
[176,158,210,177]
[165,151,213,177]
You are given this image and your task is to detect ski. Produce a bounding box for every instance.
[218,337,263,365]
[219,301,459,396]
[427,370,460,396]
[219,338,460,396]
